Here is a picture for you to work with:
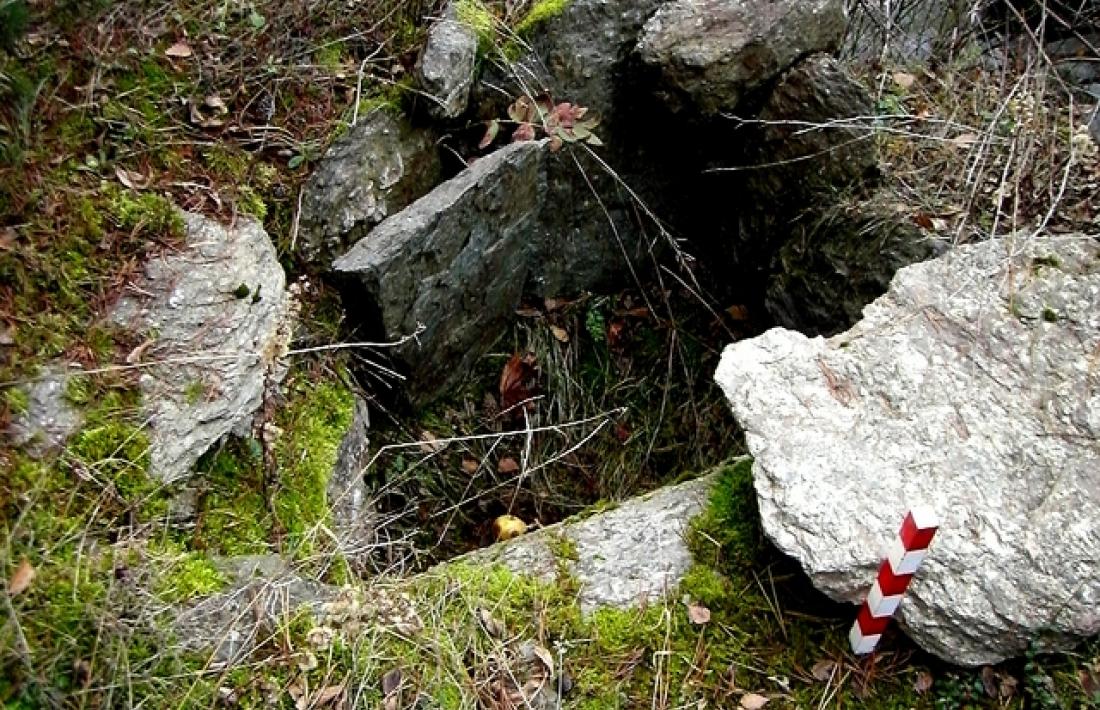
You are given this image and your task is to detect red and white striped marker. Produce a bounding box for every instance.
[849,506,938,655]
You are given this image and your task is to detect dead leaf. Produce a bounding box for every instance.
[913,671,934,694]
[951,132,979,148]
[981,666,998,697]
[0,323,14,346]
[613,422,631,443]
[497,457,519,474]
[912,212,934,230]
[999,674,1019,699]
[514,306,542,317]
[9,558,35,596]
[476,607,506,638]
[418,430,446,453]
[479,119,500,150]
[607,320,625,349]
[313,684,345,706]
[461,458,479,474]
[125,337,155,364]
[0,226,15,252]
[499,353,535,412]
[381,667,402,695]
[115,166,149,190]
[72,658,91,688]
[686,601,711,625]
[1079,668,1099,698]
[892,71,917,89]
[512,122,536,142]
[543,297,568,311]
[549,325,569,343]
[740,692,769,709]
[810,659,836,682]
[547,134,563,152]
[531,644,555,676]
[725,304,749,321]
[493,514,527,541]
[204,94,228,114]
[165,41,192,58]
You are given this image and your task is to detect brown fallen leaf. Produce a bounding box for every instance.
[313,683,345,706]
[476,607,506,638]
[115,166,149,190]
[418,430,446,453]
[549,325,569,343]
[686,601,711,625]
[381,667,402,696]
[531,643,555,676]
[980,666,998,698]
[951,132,979,148]
[479,119,500,150]
[725,304,749,321]
[892,71,917,89]
[499,352,536,412]
[165,40,193,58]
[497,457,519,474]
[9,558,35,596]
[913,671,934,694]
[461,458,479,474]
[1079,668,1099,698]
[810,659,837,682]
[740,692,769,709]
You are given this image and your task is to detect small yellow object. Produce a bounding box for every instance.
[492,515,528,542]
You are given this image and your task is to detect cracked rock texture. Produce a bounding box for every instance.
[716,235,1100,665]
[636,0,846,115]
[110,212,293,482]
[417,2,478,118]
[298,109,440,265]
[5,364,84,458]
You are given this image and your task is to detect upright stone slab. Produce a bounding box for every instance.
[417,2,478,118]
[333,141,546,403]
[298,109,441,265]
[715,235,1100,665]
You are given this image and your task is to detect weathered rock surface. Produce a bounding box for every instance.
[327,396,375,565]
[298,109,441,265]
[715,235,1100,665]
[110,212,293,483]
[5,364,84,458]
[417,2,478,118]
[763,201,940,335]
[636,0,847,115]
[745,54,878,205]
[334,141,545,402]
[843,0,976,62]
[469,473,716,613]
[175,555,421,665]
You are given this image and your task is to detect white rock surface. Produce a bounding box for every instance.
[715,235,1100,665]
[5,364,84,457]
[111,212,293,482]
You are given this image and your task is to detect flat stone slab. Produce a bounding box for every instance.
[110,212,293,482]
[467,473,716,613]
[716,235,1100,665]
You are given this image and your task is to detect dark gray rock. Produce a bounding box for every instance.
[717,235,1100,665]
[298,109,441,265]
[636,0,847,115]
[745,54,878,206]
[333,141,546,403]
[417,2,479,118]
[110,212,293,483]
[5,364,84,458]
[763,203,939,335]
